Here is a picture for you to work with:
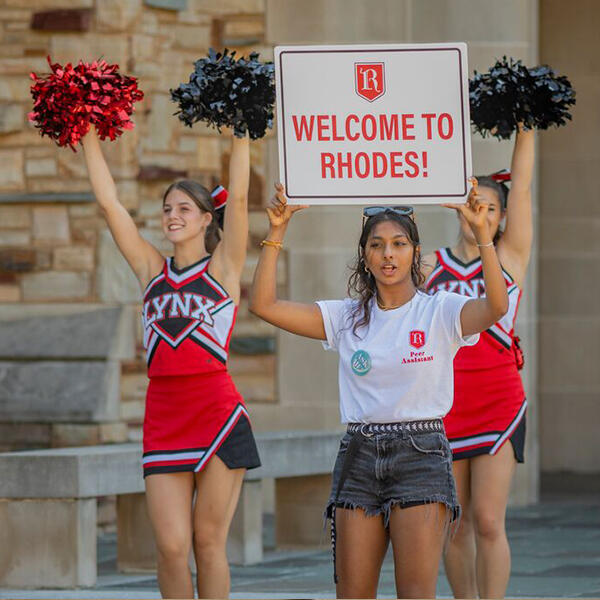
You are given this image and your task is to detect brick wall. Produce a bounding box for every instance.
[0,0,278,449]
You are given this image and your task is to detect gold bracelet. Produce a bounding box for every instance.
[477,241,494,248]
[260,239,283,249]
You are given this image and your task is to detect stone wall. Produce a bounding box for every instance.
[539,0,600,474]
[0,0,276,447]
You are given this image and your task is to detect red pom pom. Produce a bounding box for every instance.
[29,56,144,151]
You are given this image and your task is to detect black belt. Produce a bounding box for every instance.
[347,419,444,436]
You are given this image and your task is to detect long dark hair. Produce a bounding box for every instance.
[162,180,221,253]
[475,175,508,245]
[347,211,425,335]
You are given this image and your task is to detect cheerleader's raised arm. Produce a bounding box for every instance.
[444,180,510,336]
[81,127,163,289]
[496,126,535,286]
[209,133,250,304]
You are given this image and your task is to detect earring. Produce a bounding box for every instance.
[360,258,370,275]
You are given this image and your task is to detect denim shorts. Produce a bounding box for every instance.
[327,423,459,523]
[325,421,460,582]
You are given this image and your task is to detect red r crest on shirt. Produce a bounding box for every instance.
[409,330,426,349]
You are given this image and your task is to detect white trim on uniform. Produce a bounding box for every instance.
[449,399,527,455]
[450,433,499,451]
[166,256,210,284]
[143,272,165,299]
[145,331,160,363]
[488,324,513,347]
[210,297,234,315]
[151,319,200,348]
[496,285,521,335]
[490,399,527,455]
[143,450,205,465]
[203,271,228,297]
[200,300,235,347]
[438,247,482,278]
[427,264,444,286]
[194,404,248,472]
[191,329,228,362]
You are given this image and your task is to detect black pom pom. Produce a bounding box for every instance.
[170,48,275,140]
[469,56,576,140]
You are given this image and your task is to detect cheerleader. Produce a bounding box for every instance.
[81,127,260,599]
[249,181,508,599]
[423,127,534,598]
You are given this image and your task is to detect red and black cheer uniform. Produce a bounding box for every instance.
[426,247,526,462]
[141,255,260,477]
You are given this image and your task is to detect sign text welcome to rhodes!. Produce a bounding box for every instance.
[275,43,472,205]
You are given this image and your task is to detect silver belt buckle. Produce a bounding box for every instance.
[359,423,374,437]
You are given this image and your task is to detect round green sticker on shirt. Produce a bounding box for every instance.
[351,349,371,376]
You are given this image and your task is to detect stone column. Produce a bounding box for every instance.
[117,493,157,572]
[227,480,264,565]
[538,0,600,476]
[275,474,332,547]
[0,498,97,588]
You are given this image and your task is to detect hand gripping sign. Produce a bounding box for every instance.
[274,43,472,205]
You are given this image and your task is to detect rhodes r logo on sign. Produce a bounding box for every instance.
[355,62,385,102]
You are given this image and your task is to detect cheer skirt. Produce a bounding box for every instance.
[444,363,526,462]
[142,371,261,477]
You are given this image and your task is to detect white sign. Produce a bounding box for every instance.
[274,43,472,205]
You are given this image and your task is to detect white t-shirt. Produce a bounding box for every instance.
[316,291,479,423]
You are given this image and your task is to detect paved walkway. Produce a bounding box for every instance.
[2,495,599,599]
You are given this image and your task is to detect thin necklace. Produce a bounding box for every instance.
[376,293,415,311]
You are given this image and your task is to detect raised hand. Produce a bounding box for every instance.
[443,178,493,243]
[266,183,308,230]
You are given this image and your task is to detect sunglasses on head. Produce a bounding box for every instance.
[362,205,415,226]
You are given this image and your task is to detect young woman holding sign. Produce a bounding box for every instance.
[82,127,260,599]
[423,127,534,599]
[249,181,508,598]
